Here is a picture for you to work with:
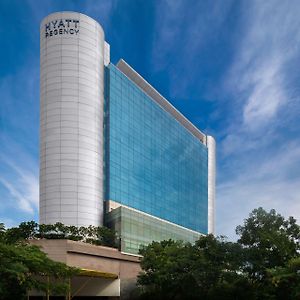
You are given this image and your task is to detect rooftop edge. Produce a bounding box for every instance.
[116,59,206,144]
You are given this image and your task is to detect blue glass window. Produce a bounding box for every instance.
[105,64,208,234]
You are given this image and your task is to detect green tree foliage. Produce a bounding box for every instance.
[138,240,195,300]
[96,226,119,247]
[236,207,300,280]
[3,221,119,247]
[235,207,300,299]
[0,224,78,300]
[138,236,253,300]
[0,222,5,242]
[268,257,300,299]
[137,208,300,300]
[4,221,38,244]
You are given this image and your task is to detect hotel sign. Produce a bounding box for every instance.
[45,19,79,38]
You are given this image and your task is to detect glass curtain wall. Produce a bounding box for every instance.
[105,64,208,234]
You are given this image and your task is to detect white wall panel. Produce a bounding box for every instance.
[40,12,105,227]
[206,136,216,234]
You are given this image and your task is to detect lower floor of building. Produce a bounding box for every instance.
[105,200,202,254]
[29,239,141,300]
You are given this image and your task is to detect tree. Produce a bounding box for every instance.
[0,223,5,242]
[5,221,38,244]
[268,257,300,300]
[0,220,121,299]
[0,241,78,300]
[138,239,196,300]
[95,226,118,247]
[236,207,300,280]
[137,236,251,300]
[4,221,119,248]
[235,207,300,299]
[137,208,300,300]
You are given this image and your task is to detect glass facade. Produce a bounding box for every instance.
[104,64,208,235]
[106,206,201,254]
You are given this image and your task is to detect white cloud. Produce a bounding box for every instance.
[0,148,39,216]
[4,159,39,208]
[242,59,285,129]
[226,0,300,131]
[0,177,34,214]
[217,140,300,240]
[150,0,300,239]
[217,177,300,240]
[217,0,300,238]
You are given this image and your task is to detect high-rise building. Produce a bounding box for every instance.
[40,12,216,255]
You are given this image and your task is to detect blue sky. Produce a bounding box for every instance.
[0,0,300,239]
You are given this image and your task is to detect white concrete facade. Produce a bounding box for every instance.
[206,135,216,234]
[40,12,105,226]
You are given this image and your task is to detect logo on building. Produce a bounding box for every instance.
[45,19,79,38]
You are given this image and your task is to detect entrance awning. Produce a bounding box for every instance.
[79,268,118,279]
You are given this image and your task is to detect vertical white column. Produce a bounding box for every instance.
[104,41,110,66]
[206,135,216,234]
[40,12,105,226]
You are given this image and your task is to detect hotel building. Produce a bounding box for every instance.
[40,12,216,256]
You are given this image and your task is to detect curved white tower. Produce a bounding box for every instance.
[40,12,105,226]
[206,135,216,234]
